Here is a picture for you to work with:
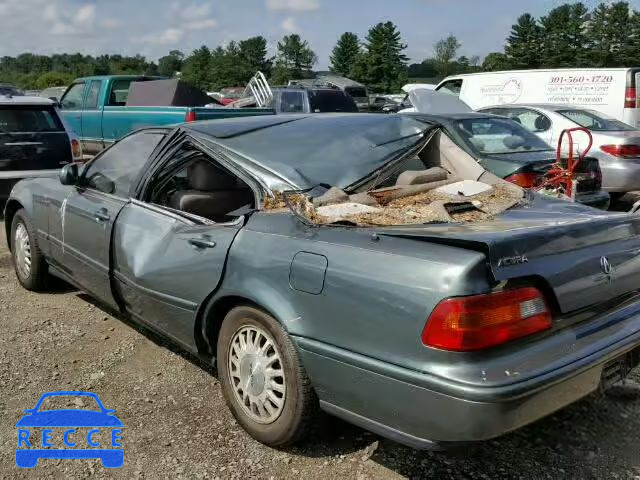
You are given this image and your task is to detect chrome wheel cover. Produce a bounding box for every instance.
[14,222,31,279]
[228,325,286,424]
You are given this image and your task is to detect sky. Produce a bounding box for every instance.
[1,0,638,69]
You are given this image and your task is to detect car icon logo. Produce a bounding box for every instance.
[15,391,123,468]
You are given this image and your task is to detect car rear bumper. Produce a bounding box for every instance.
[600,158,640,192]
[295,297,640,449]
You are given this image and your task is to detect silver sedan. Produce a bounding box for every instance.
[479,104,640,196]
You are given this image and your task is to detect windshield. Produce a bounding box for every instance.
[0,105,64,132]
[452,117,553,154]
[557,108,635,132]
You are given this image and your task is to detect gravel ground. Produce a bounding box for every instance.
[0,218,640,479]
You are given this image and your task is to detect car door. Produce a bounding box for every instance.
[112,202,242,350]
[80,79,104,153]
[56,130,166,308]
[110,145,251,350]
[59,82,86,139]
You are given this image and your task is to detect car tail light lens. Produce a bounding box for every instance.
[625,87,637,109]
[600,144,640,158]
[422,287,552,351]
[504,172,541,189]
[70,138,82,161]
[185,110,196,122]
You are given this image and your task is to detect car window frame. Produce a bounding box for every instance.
[107,78,135,107]
[83,80,102,111]
[80,129,167,198]
[60,82,86,110]
[137,132,262,218]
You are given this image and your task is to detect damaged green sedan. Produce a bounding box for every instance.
[5,113,640,450]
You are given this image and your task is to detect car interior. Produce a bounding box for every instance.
[149,150,255,223]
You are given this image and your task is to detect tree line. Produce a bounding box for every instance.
[484,1,640,71]
[1,2,640,94]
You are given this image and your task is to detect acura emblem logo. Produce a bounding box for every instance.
[600,256,613,276]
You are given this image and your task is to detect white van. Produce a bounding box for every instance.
[436,68,640,127]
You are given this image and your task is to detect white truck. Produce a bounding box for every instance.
[435,68,640,127]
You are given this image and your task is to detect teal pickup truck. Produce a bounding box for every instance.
[58,75,274,154]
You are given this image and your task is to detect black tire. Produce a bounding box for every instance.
[217,306,318,447]
[10,209,49,291]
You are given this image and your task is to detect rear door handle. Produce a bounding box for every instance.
[95,209,110,222]
[188,237,217,249]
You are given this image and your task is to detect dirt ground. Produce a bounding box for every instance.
[1,218,640,479]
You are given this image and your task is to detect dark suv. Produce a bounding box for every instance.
[269,87,359,114]
[0,97,76,202]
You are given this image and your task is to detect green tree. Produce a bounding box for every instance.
[504,13,543,69]
[408,59,439,79]
[540,2,590,67]
[434,35,461,76]
[238,36,272,77]
[158,50,184,77]
[271,34,317,84]
[181,46,212,90]
[330,32,361,77]
[482,52,510,71]
[360,21,408,92]
[586,2,634,67]
[35,72,74,89]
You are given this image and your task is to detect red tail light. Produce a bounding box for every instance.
[625,87,637,109]
[600,144,640,158]
[185,110,196,122]
[422,287,552,352]
[504,172,541,188]
[70,138,82,161]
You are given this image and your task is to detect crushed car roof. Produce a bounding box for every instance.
[187,114,438,190]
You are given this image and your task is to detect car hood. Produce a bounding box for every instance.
[378,195,640,314]
[16,410,123,427]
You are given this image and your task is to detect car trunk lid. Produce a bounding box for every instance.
[378,197,640,314]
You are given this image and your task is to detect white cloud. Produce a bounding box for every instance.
[101,18,122,29]
[185,18,218,31]
[267,0,319,12]
[180,2,212,20]
[281,16,299,33]
[74,4,96,24]
[135,28,185,45]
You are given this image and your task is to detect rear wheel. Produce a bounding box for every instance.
[217,306,318,447]
[11,209,49,291]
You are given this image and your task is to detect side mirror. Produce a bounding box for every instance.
[59,163,79,186]
[23,409,34,414]
[48,97,61,107]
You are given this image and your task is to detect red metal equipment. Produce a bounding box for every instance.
[537,127,593,201]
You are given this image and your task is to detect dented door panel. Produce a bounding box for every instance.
[111,202,241,349]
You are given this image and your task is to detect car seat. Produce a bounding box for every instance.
[169,161,253,222]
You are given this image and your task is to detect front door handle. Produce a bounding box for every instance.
[94,209,110,222]
[188,237,217,249]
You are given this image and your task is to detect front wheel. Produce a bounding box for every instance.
[11,209,49,291]
[217,306,318,447]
